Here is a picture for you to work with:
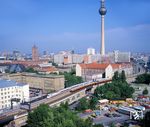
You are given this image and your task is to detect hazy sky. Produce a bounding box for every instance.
[0,0,150,54]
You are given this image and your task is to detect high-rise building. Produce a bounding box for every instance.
[32,45,39,61]
[99,0,107,55]
[87,48,95,55]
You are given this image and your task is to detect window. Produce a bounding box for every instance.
[67,99,70,102]
[77,94,80,98]
[72,96,75,100]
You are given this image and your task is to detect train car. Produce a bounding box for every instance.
[117,106,140,120]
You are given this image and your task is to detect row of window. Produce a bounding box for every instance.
[1,94,21,100]
[0,87,20,91]
[0,90,21,95]
[0,104,11,109]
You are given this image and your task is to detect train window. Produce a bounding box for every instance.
[77,94,80,98]
[72,96,75,100]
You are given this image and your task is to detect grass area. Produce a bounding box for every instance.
[131,83,150,96]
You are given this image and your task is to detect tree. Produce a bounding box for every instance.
[89,97,98,110]
[112,71,119,81]
[77,97,89,111]
[94,72,134,100]
[142,87,149,95]
[27,103,95,127]
[120,70,126,82]
[27,104,54,127]
[93,124,104,127]
[25,67,38,73]
[135,73,150,84]
[105,91,116,100]
[61,72,83,88]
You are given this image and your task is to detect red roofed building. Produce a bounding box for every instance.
[76,63,113,81]
[76,63,133,81]
[33,65,59,74]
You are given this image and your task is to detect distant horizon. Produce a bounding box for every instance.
[0,47,150,55]
[0,0,150,53]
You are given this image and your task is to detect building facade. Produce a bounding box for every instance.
[108,51,131,63]
[0,79,29,110]
[32,45,39,61]
[87,48,96,55]
[2,73,64,93]
[76,63,113,81]
[76,63,133,81]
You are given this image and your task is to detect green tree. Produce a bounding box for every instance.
[94,72,134,100]
[112,71,119,81]
[77,97,89,111]
[27,104,54,127]
[27,103,95,127]
[25,67,38,73]
[62,72,83,88]
[93,124,104,127]
[89,97,98,110]
[105,91,116,100]
[142,87,149,95]
[135,73,150,84]
[120,70,126,82]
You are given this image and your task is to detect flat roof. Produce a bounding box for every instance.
[22,73,64,78]
[8,73,64,78]
[0,79,27,88]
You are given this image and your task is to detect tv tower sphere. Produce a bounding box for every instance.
[99,0,107,15]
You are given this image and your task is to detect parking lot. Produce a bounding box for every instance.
[78,109,130,126]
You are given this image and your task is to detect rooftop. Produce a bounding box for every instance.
[7,72,64,78]
[79,63,110,69]
[0,79,27,88]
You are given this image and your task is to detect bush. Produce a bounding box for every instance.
[142,87,149,95]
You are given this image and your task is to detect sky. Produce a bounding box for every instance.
[0,0,150,54]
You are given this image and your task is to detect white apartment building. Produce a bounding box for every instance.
[0,79,29,110]
[108,51,131,63]
[54,54,64,64]
[87,48,95,55]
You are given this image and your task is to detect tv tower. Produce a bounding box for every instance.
[99,0,107,55]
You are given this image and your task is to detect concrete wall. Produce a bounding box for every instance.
[2,73,65,93]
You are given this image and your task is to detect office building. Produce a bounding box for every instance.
[0,79,29,110]
[3,73,64,93]
[87,48,95,55]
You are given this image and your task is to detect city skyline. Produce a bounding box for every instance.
[0,0,150,53]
